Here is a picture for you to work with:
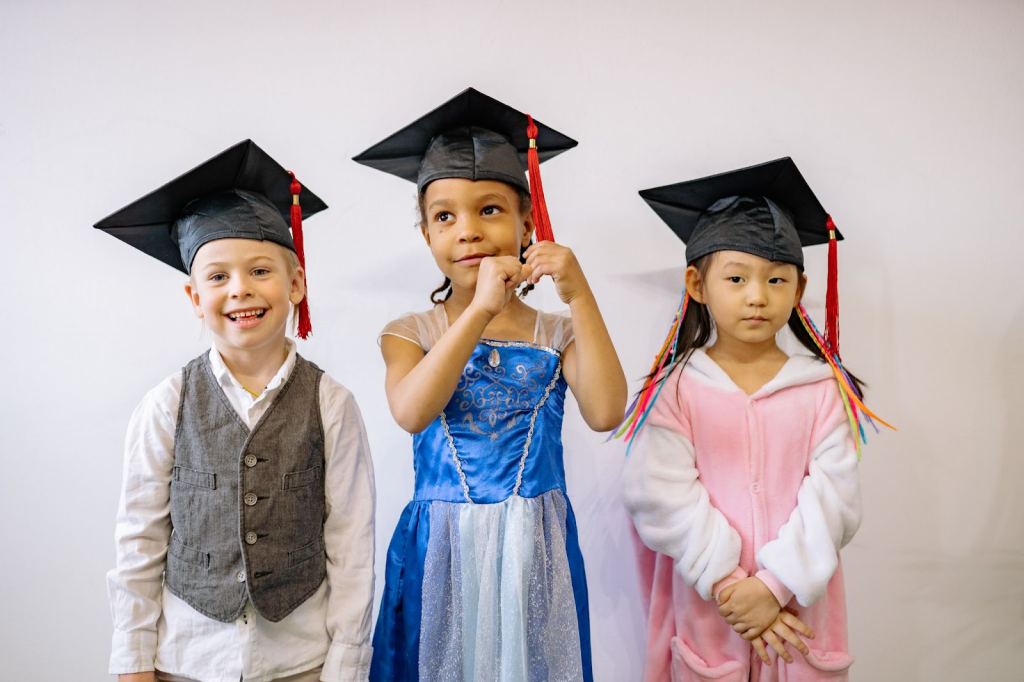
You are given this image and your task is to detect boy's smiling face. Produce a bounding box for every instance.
[185,238,304,358]
[420,178,533,294]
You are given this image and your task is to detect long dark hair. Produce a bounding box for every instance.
[648,253,866,396]
[418,187,536,304]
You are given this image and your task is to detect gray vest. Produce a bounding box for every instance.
[166,352,326,623]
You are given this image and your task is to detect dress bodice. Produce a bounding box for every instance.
[412,340,567,504]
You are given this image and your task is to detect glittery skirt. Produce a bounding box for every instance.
[370,489,593,682]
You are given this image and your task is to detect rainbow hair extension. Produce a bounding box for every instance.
[612,290,690,454]
[796,304,896,459]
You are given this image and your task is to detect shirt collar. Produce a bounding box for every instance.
[208,339,298,396]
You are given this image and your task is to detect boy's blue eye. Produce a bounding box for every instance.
[209,273,227,282]
[252,268,270,276]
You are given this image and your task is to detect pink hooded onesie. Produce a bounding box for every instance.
[623,348,861,682]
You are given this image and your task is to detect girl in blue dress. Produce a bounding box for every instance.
[354,88,627,681]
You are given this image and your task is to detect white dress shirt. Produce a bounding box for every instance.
[107,341,375,682]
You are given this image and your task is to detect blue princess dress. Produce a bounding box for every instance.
[371,305,592,682]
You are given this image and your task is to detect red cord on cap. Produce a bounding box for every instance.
[288,172,312,339]
[824,215,839,356]
[525,115,555,243]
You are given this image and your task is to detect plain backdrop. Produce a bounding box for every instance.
[2,1,1023,680]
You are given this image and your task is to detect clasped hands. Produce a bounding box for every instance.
[717,577,815,666]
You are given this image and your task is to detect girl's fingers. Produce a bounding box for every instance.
[771,622,809,656]
[762,629,793,664]
[752,638,771,666]
[779,611,815,639]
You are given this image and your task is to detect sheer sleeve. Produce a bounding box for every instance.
[534,310,574,351]
[378,306,448,351]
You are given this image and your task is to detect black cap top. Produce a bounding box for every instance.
[94,139,328,273]
[352,87,577,193]
[639,157,842,270]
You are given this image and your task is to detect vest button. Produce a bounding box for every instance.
[244,454,258,468]
[235,569,246,583]
[750,482,762,494]
[244,493,258,506]
[245,531,258,545]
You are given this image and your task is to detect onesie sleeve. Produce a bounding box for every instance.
[754,381,862,607]
[106,375,180,674]
[621,367,744,601]
[320,376,376,682]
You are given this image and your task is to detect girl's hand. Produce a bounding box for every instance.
[751,611,815,666]
[523,242,588,305]
[718,577,781,639]
[470,255,530,317]
[119,674,157,682]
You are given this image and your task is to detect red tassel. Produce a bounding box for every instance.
[525,115,555,243]
[288,171,312,339]
[824,215,839,356]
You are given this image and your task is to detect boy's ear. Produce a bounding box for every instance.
[184,280,204,319]
[420,225,431,247]
[684,265,705,304]
[290,266,306,306]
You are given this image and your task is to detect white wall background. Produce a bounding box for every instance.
[2,0,1022,679]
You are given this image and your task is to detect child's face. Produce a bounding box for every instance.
[184,239,304,356]
[420,178,533,293]
[687,250,805,347]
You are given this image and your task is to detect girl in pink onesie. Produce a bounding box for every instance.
[619,158,892,681]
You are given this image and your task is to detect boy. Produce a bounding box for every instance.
[97,140,375,682]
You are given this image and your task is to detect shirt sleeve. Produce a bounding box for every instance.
[754,384,862,608]
[107,376,179,674]
[319,376,376,682]
[621,369,743,601]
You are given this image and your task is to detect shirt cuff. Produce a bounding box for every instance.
[109,629,158,674]
[754,569,794,608]
[320,641,372,682]
[712,566,748,603]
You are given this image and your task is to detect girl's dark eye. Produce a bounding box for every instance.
[769,277,785,284]
[436,211,451,223]
[728,276,743,283]
[482,205,501,216]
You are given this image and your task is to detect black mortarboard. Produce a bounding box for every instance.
[641,157,845,354]
[639,157,842,270]
[352,87,576,242]
[93,139,326,337]
[94,139,327,273]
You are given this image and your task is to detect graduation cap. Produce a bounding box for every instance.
[639,157,843,353]
[352,87,577,242]
[93,139,327,338]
